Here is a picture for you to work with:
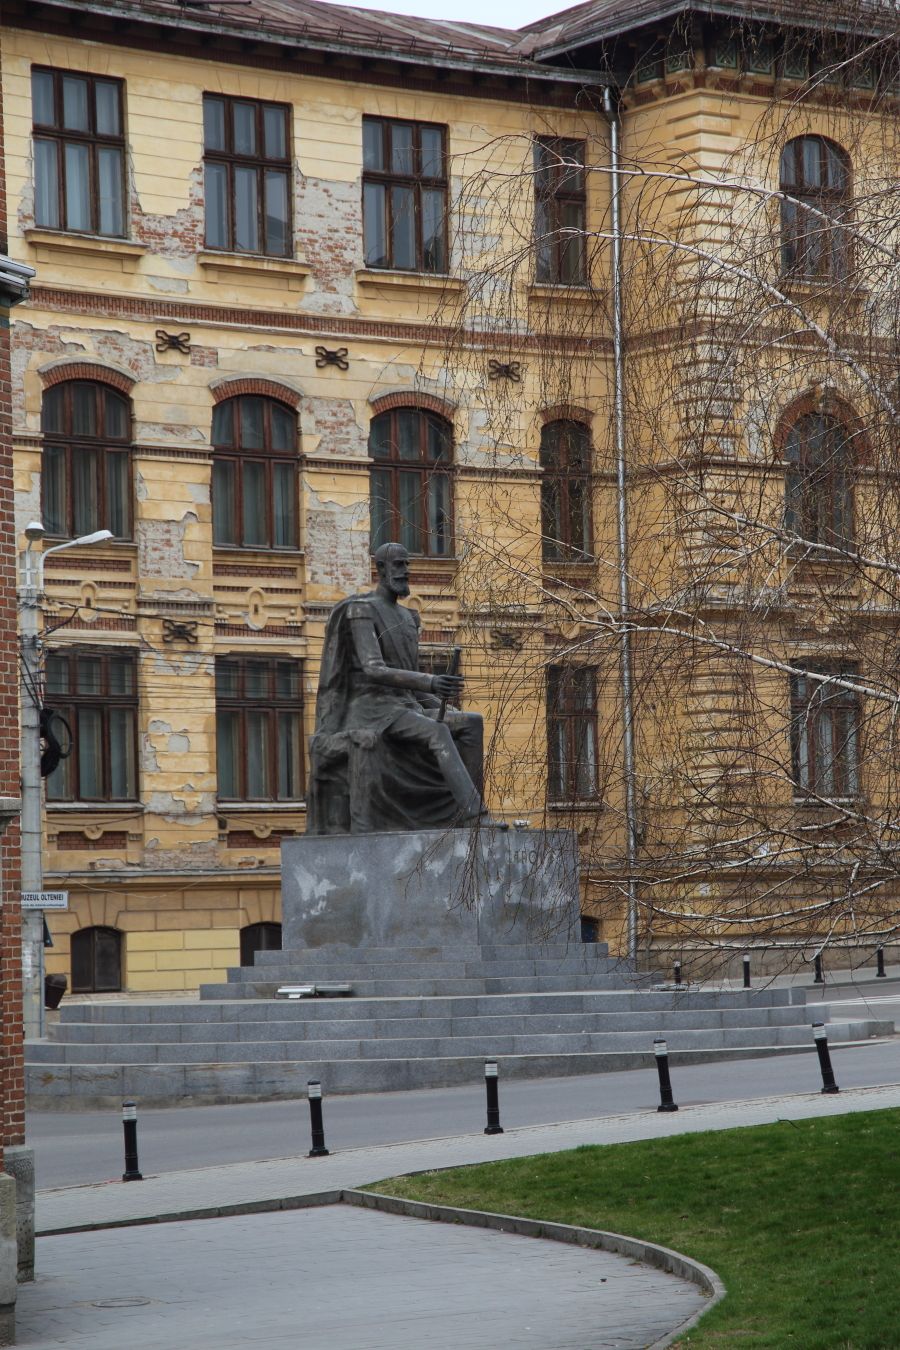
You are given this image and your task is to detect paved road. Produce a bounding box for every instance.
[19,1205,705,1350]
[28,1035,900,1189]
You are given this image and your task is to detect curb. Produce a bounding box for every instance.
[38,1188,343,1237]
[343,1188,726,1348]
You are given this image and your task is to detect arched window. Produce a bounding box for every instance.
[71,925,122,993]
[779,136,851,280]
[369,408,452,556]
[783,409,854,547]
[540,420,592,561]
[41,381,132,538]
[240,921,282,967]
[212,395,298,549]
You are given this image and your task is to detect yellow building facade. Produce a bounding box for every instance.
[4,0,896,989]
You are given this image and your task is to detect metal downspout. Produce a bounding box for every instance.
[602,87,640,964]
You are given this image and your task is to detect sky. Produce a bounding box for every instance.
[318,0,564,29]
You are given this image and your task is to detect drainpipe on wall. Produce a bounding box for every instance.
[602,87,640,964]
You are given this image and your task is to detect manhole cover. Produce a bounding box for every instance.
[91,1297,152,1309]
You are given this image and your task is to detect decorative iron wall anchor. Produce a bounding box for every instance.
[155,330,192,355]
[488,359,523,383]
[162,618,199,644]
[489,628,525,652]
[315,346,350,370]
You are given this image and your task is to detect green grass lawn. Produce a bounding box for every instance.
[370,1108,899,1348]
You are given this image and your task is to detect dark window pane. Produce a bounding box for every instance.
[212,459,238,545]
[64,142,91,231]
[396,410,419,460]
[241,460,267,546]
[422,188,445,272]
[273,462,296,548]
[106,451,129,537]
[275,664,298,698]
[62,75,89,131]
[263,105,287,159]
[369,415,391,461]
[427,473,450,555]
[559,200,585,283]
[398,471,422,553]
[803,136,821,187]
[43,446,66,536]
[245,710,270,798]
[535,197,552,282]
[240,397,264,450]
[104,390,128,439]
[420,127,443,178]
[363,118,384,171]
[77,706,103,797]
[71,384,97,436]
[94,80,120,136]
[45,653,68,696]
[216,709,239,797]
[204,97,226,151]
[270,403,295,451]
[427,416,450,463]
[233,101,257,155]
[34,139,60,228]
[42,387,65,435]
[97,146,124,236]
[391,123,414,174]
[205,161,229,249]
[211,400,233,447]
[76,656,101,694]
[264,170,289,255]
[108,707,136,799]
[216,661,238,698]
[363,182,387,267]
[277,711,302,799]
[391,185,416,269]
[233,165,259,252]
[108,656,134,696]
[72,448,100,535]
[32,70,56,126]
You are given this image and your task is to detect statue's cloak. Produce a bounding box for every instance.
[306,594,457,834]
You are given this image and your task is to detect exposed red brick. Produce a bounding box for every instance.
[211,377,300,408]
[39,362,135,393]
[370,391,457,420]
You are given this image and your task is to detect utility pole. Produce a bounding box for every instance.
[19,524,112,1039]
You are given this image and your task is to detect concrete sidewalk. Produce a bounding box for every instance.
[37,1080,900,1235]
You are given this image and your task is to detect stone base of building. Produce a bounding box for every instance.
[0,1172,16,1347]
[3,1148,33,1283]
[280,824,581,952]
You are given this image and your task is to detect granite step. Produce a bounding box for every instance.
[220,956,626,983]
[46,1004,817,1044]
[26,1030,893,1108]
[27,1019,893,1066]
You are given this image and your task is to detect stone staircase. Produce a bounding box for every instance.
[26,940,894,1108]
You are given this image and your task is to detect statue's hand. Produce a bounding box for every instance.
[431,673,464,700]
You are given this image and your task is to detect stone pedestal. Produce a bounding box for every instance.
[280,826,581,951]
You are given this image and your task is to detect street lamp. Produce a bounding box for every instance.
[19,522,113,1038]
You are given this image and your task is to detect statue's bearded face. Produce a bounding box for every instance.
[381,554,410,597]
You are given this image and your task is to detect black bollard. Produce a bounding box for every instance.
[121,1101,143,1182]
[484,1059,504,1135]
[653,1038,679,1112]
[812,1023,839,1095]
[742,952,751,990]
[876,946,886,978]
[813,953,824,984]
[306,1080,330,1157]
[673,960,682,987]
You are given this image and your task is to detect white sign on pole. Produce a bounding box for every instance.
[21,891,69,910]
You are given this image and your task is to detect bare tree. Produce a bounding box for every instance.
[434,9,900,977]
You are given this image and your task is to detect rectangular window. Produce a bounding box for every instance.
[216,657,304,801]
[45,649,138,802]
[534,137,586,285]
[31,68,126,237]
[546,666,598,801]
[362,117,447,273]
[202,95,292,257]
[790,667,860,800]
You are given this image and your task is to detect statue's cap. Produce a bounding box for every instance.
[373,542,409,567]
